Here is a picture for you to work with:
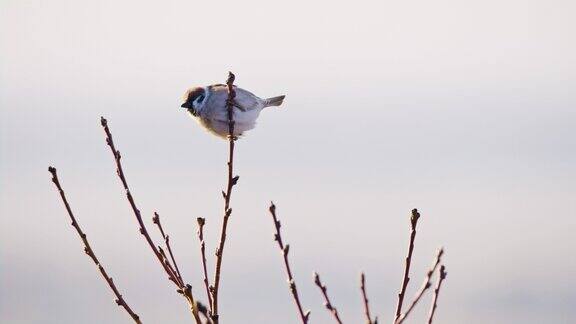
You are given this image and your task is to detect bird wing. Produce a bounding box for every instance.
[203,85,262,123]
[233,88,263,112]
[208,85,262,111]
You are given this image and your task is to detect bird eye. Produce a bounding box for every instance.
[197,95,205,103]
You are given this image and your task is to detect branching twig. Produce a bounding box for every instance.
[268,203,310,324]
[395,248,444,324]
[361,273,376,324]
[48,166,142,324]
[51,77,451,324]
[314,272,343,324]
[212,71,239,323]
[153,212,184,285]
[196,217,213,316]
[393,208,420,323]
[427,265,447,324]
[100,117,202,324]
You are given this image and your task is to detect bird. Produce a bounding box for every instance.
[181,84,285,138]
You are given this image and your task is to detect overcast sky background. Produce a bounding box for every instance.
[1,0,575,323]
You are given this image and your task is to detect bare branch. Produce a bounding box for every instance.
[361,273,376,324]
[268,202,311,324]
[395,248,444,324]
[314,272,343,324]
[393,208,421,323]
[196,217,213,316]
[100,117,202,324]
[48,166,142,324]
[427,266,447,324]
[211,71,239,324]
[153,212,184,285]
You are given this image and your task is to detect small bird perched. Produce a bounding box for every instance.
[181,84,285,138]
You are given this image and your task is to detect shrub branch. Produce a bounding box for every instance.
[361,273,377,324]
[427,265,447,324]
[395,248,444,324]
[48,166,142,324]
[314,272,343,324]
[393,208,420,322]
[100,117,202,324]
[152,212,184,285]
[196,217,213,316]
[268,202,311,323]
[211,71,238,323]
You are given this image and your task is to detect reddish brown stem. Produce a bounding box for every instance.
[395,248,444,324]
[268,203,310,324]
[212,71,238,324]
[393,208,420,323]
[48,166,142,324]
[427,266,447,324]
[196,217,213,316]
[153,212,184,285]
[100,117,201,324]
[361,273,376,324]
[314,272,343,324]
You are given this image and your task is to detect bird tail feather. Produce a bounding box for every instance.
[263,95,286,107]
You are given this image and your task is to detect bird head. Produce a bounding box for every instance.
[181,87,207,116]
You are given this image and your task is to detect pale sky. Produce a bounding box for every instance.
[1,0,575,323]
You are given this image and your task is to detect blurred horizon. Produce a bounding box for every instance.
[1,0,575,323]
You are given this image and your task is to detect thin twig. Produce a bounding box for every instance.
[196,217,213,316]
[48,166,142,324]
[268,203,310,324]
[427,266,447,324]
[153,212,184,284]
[395,248,444,324]
[361,273,376,324]
[100,117,202,324]
[183,285,203,324]
[314,272,343,324]
[212,71,238,323]
[393,208,421,323]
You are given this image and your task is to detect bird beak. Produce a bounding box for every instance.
[181,102,198,116]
